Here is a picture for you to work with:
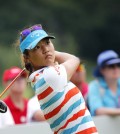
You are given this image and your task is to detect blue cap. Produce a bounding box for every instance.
[20,29,55,53]
[93,50,120,77]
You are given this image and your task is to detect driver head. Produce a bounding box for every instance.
[0,100,7,113]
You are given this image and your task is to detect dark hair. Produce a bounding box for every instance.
[23,50,34,75]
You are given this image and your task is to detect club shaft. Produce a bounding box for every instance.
[0,68,26,98]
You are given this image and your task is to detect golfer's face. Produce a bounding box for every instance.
[28,38,55,70]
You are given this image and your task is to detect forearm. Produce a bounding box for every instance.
[55,51,80,81]
[55,51,79,63]
[96,107,120,116]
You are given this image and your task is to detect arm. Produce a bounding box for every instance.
[32,110,46,121]
[96,107,120,116]
[55,51,80,81]
[88,81,120,116]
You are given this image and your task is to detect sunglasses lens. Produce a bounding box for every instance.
[21,29,31,36]
[20,24,43,43]
[107,63,120,68]
[117,63,120,67]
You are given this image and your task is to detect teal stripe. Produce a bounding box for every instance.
[62,115,93,134]
[41,91,65,110]
[50,97,84,129]
[33,78,46,90]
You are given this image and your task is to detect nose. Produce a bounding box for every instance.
[41,44,49,54]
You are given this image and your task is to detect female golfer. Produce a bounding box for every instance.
[18,24,98,134]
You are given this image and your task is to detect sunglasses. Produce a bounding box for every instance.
[105,63,120,69]
[20,24,42,43]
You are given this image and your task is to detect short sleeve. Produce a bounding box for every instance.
[43,65,67,92]
[88,80,103,116]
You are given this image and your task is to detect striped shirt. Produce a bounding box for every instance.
[29,65,98,134]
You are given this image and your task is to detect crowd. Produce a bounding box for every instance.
[0,23,120,133]
[0,66,45,128]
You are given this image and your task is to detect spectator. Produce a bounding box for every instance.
[27,96,45,123]
[71,63,88,99]
[3,66,45,124]
[88,50,120,116]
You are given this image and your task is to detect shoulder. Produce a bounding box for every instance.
[28,69,44,83]
[88,79,102,94]
[89,79,99,88]
[43,65,67,91]
[43,64,67,80]
[24,98,29,106]
[3,96,12,107]
[28,96,39,106]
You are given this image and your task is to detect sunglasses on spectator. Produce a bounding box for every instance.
[105,63,120,69]
[20,24,42,43]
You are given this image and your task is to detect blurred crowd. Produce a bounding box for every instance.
[0,49,120,129]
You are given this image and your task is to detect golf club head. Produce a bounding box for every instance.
[0,100,7,113]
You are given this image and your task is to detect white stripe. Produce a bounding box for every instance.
[42,83,76,114]
[51,98,85,132]
[57,109,90,134]
[46,92,82,122]
[36,78,76,107]
[35,81,49,95]
[73,121,96,134]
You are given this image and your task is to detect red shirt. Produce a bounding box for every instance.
[4,96,28,124]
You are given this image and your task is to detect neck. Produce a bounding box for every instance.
[34,63,56,71]
[10,93,23,103]
[34,66,46,71]
[105,78,118,92]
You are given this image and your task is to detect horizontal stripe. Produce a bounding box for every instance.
[47,94,85,131]
[74,121,96,134]
[37,87,53,100]
[43,83,77,115]
[64,110,91,133]
[55,107,87,134]
[50,98,84,129]
[41,91,65,110]
[61,115,93,134]
[43,91,68,114]
[35,83,49,96]
[33,78,46,90]
[57,111,94,134]
[45,87,79,119]
[51,98,85,131]
[76,127,97,134]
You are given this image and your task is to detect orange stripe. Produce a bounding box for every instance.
[45,87,80,119]
[37,87,53,100]
[76,127,97,134]
[32,73,40,82]
[54,107,87,134]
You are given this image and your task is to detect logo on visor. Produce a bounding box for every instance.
[30,31,46,38]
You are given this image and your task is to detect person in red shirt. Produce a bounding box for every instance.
[3,66,45,124]
[71,63,88,100]
[3,66,28,124]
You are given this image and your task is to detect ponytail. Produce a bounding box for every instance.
[23,50,34,76]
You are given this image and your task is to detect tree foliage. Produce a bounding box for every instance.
[0,0,120,59]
